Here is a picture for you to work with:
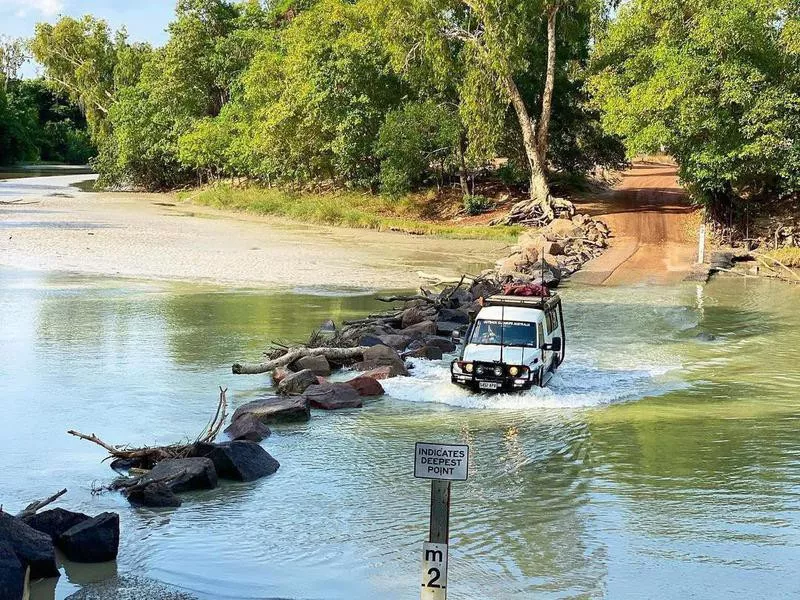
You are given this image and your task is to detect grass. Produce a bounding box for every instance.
[182,184,522,241]
[764,247,800,267]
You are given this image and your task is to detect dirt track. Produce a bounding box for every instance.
[571,162,698,285]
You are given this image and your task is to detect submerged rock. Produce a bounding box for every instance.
[65,574,198,600]
[277,369,317,395]
[58,513,120,563]
[231,396,311,424]
[23,508,90,542]
[0,539,26,600]
[345,375,385,397]
[191,441,279,482]
[0,511,59,579]
[223,413,271,442]
[302,383,363,410]
[126,483,182,508]
[144,457,218,493]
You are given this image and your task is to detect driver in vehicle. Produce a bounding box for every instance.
[477,322,500,344]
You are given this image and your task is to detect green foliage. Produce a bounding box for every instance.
[463,194,491,215]
[590,0,800,208]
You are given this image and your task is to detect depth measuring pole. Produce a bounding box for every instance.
[414,442,470,600]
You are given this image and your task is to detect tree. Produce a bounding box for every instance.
[590,0,800,215]
[0,36,27,91]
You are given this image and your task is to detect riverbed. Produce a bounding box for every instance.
[1,266,798,599]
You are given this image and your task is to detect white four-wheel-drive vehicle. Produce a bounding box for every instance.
[450,294,565,391]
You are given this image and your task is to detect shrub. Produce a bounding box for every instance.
[463,194,491,215]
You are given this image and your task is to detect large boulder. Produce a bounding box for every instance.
[23,509,90,542]
[544,218,582,240]
[0,512,58,579]
[416,336,457,353]
[497,254,526,277]
[406,345,443,360]
[144,457,218,493]
[271,367,292,386]
[400,307,427,328]
[277,369,318,395]
[302,383,363,410]
[376,334,412,351]
[353,345,408,376]
[437,308,470,325]
[58,513,119,563]
[126,483,182,508]
[223,413,271,442]
[344,375,385,396]
[231,396,311,424]
[361,366,398,380]
[402,320,438,338]
[191,441,279,482]
[0,540,26,600]
[435,321,464,336]
[292,355,331,377]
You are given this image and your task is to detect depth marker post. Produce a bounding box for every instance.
[414,442,470,600]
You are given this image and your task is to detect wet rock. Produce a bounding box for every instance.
[360,365,399,380]
[0,539,26,600]
[231,396,311,424]
[402,320,438,338]
[126,483,182,508]
[223,413,271,442]
[422,336,458,353]
[144,457,218,493]
[23,508,90,542]
[302,383,363,409]
[354,345,408,376]
[191,441,279,482]
[437,308,470,325]
[292,355,331,377]
[0,512,59,579]
[400,307,427,328]
[65,574,198,600]
[110,457,145,474]
[435,321,464,336]
[406,345,443,360]
[376,334,412,351]
[277,369,318,395]
[271,366,292,385]
[58,513,119,563]
[358,334,384,347]
[694,332,717,342]
[344,375,385,396]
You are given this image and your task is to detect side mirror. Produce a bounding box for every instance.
[543,337,562,352]
[451,330,461,343]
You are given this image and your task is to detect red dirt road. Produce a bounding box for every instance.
[571,162,699,285]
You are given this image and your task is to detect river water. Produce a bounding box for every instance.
[1,266,798,599]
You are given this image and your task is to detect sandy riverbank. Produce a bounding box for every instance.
[0,175,505,289]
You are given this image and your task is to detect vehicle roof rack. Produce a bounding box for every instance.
[484,294,561,311]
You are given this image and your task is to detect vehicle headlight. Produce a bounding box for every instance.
[476,366,484,375]
[465,363,474,373]
[494,366,503,377]
[508,366,519,377]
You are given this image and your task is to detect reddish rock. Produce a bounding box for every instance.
[345,375,385,396]
[271,367,292,385]
[302,383,363,410]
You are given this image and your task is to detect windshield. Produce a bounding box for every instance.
[469,319,538,347]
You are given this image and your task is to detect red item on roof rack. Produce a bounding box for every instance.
[502,283,550,297]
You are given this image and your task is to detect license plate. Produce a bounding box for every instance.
[479,381,501,390]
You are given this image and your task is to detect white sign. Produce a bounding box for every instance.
[420,542,448,600]
[414,442,469,481]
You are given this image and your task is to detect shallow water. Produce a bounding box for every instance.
[1,268,799,599]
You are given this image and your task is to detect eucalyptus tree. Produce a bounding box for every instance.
[0,36,27,91]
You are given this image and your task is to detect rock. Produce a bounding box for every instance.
[223,413,271,442]
[498,254,526,277]
[544,218,582,239]
[277,368,318,395]
[191,441,279,482]
[376,334,412,351]
[344,375,385,396]
[446,289,473,308]
[145,457,218,493]
[126,483,182,508]
[110,457,145,473]
[519,232,549,252]
[271,366,292,385]
[302,383,363,409]
[0,539,26,600]
[400,307,426,328]
[406,345,444,360]
[23,509,90,542]
[595,220,610,236]
[542,270,561,288]
[402,320,438,338]
[360,366,398,380]
[436,321,464,336]
[419,336,457,353]
[521,246,540,263]
[231,396,311,424]
[358,334,384,347]
[437,308,470,325]
[58,513,119,563]
[0,512,59,579]
[572,213,588,225]
[542,241,564,256]
[292,355,331,377]
[363,344,403,364]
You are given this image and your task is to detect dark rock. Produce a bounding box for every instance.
[110,457,146,474]
[277,369,318,395]
[223,413,271,442]
[126,483,182,508]
[58,513,119,563]
[271,366,292,385]
[144,457,218,493]
[402,320,437,338]
[23,509,90,542]
[358,334,384,347]
[302,383,363,410]
[292,355,331,377]
[191,441,279,482]
[437,308,470,324]
[355,345,409,375]
[435,321,464,336]
[0,539,26,600]
[400,307,427,328]
[406,345,443,360]
[0,512,59,579]
[231,396,311,424]
[694,332,717,342]
[344,375,385,396]
[446,289,473,308]
[376,334,412,351]
[423,336,457,353]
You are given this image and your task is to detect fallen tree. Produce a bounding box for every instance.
[67,387,228,468]
[14,489,68,518]
[232,347,369,375]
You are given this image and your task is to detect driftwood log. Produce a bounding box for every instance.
[233,346,368,375]
[14,489,68,518]
[67,387,227,468]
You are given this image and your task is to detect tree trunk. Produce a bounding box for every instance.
[232,346,369,375]
[537,6,558,165]
[458,134,470,197]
